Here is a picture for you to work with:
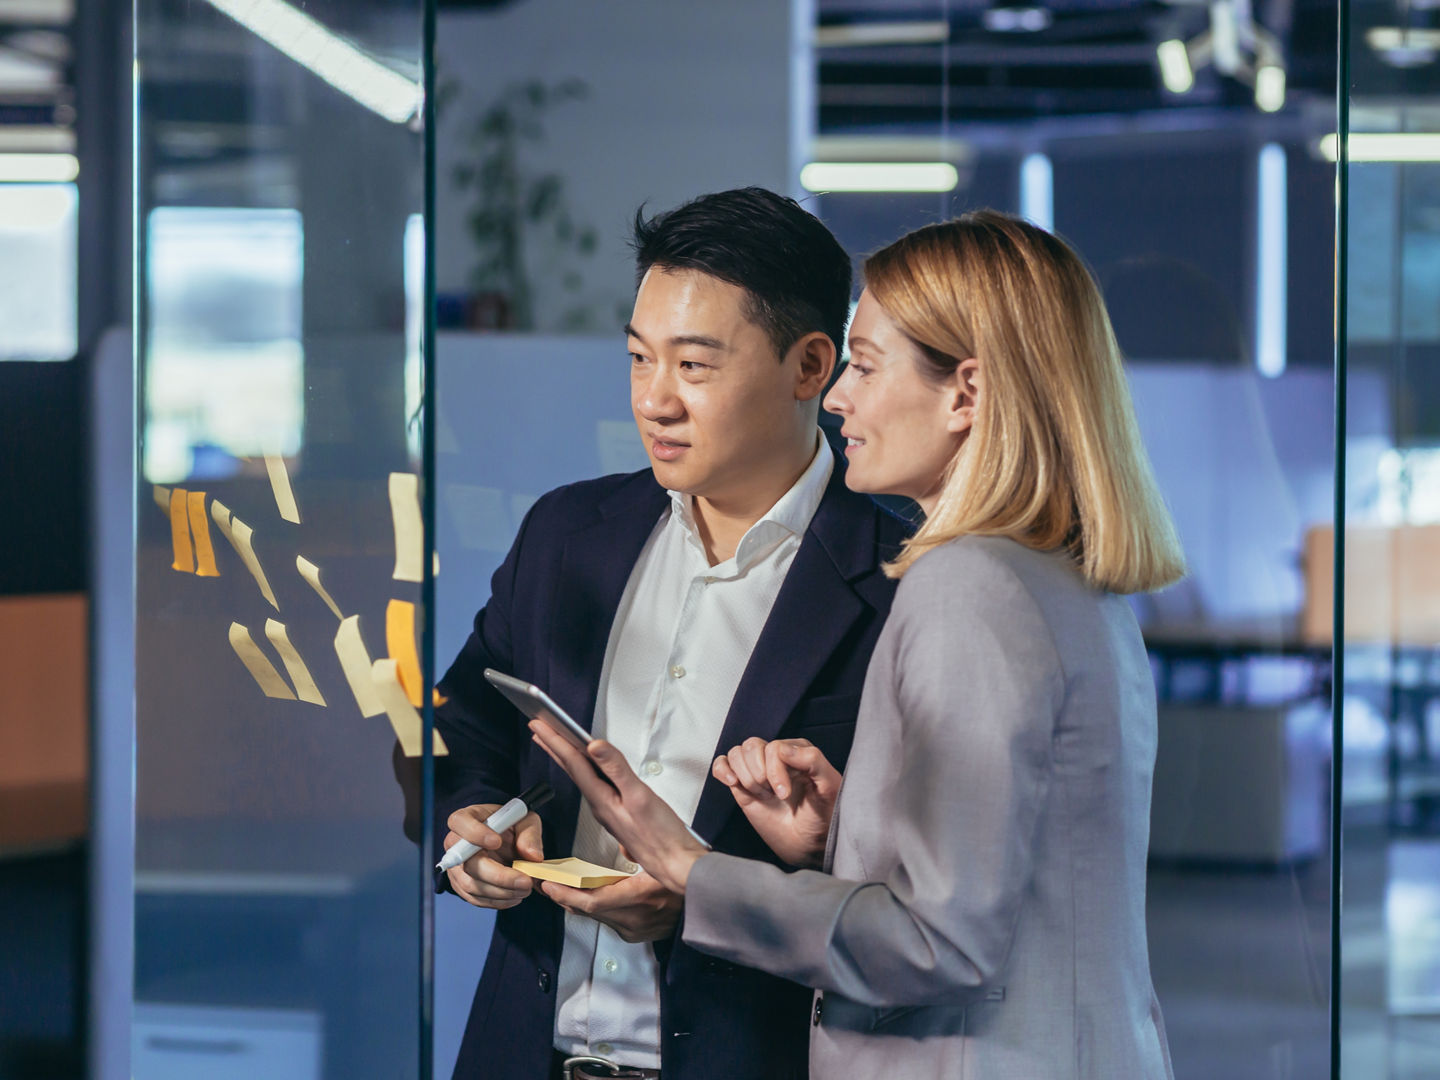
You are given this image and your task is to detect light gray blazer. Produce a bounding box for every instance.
[684,535,1175,1079]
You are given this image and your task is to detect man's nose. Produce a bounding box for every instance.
[636,368,684,419]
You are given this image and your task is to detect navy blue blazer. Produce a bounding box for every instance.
[434,456,908,1080]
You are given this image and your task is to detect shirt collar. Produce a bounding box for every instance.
[667,432,833,572]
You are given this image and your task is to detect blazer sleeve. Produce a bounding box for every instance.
[430,497,542,867]
[682,545,1065,1008]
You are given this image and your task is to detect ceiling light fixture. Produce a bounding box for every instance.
[799,162,960,193]
[1319,133,1440,163]
[202,0,422,125]
[815,20,949,47]
[0,152,77,182]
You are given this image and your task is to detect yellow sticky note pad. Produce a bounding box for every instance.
[265,452,301,524]
[335,615,384,718]
[297,556,343,619]
[512,857,637,890]
[389,472,424,583]
[372,657,447,758]
[187,490,220,577]
[265,619,325,706]
[168,488,194,573]
[386,599,423,708]
[228,622,296,700]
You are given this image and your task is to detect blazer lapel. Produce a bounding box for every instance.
[689,465,880,844]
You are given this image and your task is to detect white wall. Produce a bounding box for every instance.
[435,0,807,330]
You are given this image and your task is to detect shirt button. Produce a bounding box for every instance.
[670,664,686,679]
[596,1042,614,1056]
[602,957,618,974]
[537,970,551,993]
[813,993,824,1026]
[642,760,663,777]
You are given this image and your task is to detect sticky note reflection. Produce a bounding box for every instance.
[389,472,424,583]
[386,599,423,708]
[335,615,384,718]
[221,512,279,610]
[265,619,326,706]
[186,490,220,577]
[296,556,343,619]
[372,658,448,757]
[153,485,172,513]
[264,452,301,524]
[168,488,195,573]
[229,622,296,700]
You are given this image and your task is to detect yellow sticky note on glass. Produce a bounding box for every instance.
[224,513,279,610]
[386,599,423,708]
[168,488,195,573]
[297,556,343,619]
[265,452,301,524]
[335,615,384,718]
[229,622,296,700]
[389,472,424,583]
[372,658,447,757]
[265,619,325,706]
[187,490,220,577]
[153,485,172,513]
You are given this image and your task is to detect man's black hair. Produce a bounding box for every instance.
[630,187,853,360]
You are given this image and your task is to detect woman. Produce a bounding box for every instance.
[531,211,1186,1078]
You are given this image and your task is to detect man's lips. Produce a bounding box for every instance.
[650,435,690,461]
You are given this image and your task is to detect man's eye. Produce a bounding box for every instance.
[629,352,649,363]
[679,360,707,371]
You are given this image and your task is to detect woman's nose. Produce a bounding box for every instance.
[823,380,849,415]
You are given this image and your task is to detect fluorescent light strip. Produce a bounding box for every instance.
[1020,152,1053,231]
[815,20,949,47]
[0,152,77,182]
[1255,65,1285,113]
[1156,39,1194,94]
[203,0,421,124]
[800,162,958,193]
[1320,133,1440,162]
[1255,144,1286,378]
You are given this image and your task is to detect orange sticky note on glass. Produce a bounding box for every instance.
[187,490,220,577]
[168,488,195,573]
[386,599,423,708]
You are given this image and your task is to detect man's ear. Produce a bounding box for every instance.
[791,332,836,402]
[945,357,982,434]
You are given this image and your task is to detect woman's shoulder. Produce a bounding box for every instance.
[903,534,1080,596]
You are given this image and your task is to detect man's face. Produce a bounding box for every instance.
[627,267,805,500]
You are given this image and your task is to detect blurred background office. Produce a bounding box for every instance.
[0,0,1437,1077]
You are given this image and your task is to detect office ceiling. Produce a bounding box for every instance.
[815,0,1348,130]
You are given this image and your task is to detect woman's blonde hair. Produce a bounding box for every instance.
[867,210,1185,594]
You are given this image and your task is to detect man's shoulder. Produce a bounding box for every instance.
[523,469,665,529]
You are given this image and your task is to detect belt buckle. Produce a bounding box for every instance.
[562,1055,625,1080]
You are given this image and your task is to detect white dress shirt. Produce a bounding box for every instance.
[553,436,833,1067]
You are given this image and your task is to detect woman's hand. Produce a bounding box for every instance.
[528,721,708,895]
[712,737,840,869]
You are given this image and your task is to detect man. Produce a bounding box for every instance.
[434,187,909,1080]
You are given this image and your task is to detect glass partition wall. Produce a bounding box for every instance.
[1338,0,1440,1074]
[132,0,435,1077]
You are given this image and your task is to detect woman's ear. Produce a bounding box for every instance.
[945,357,982,434]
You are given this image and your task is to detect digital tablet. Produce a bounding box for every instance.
[484,669,593,750]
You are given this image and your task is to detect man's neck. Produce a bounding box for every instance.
[689,439,818,566]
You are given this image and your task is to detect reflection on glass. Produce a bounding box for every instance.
[143,208,304,482]
[132,0,430,1075]
[0,182,77,361]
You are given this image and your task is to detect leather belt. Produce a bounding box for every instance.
[558,1053,661,1080]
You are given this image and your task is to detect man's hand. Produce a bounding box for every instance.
[443,803,545,910]
[713,737,840,868]
[541,870,683,943]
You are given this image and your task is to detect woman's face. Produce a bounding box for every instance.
[823,289,971,514]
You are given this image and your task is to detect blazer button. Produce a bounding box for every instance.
[812,994,824,1026]
[537,970,552,993]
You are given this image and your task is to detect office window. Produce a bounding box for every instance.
[0,182,77,360]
